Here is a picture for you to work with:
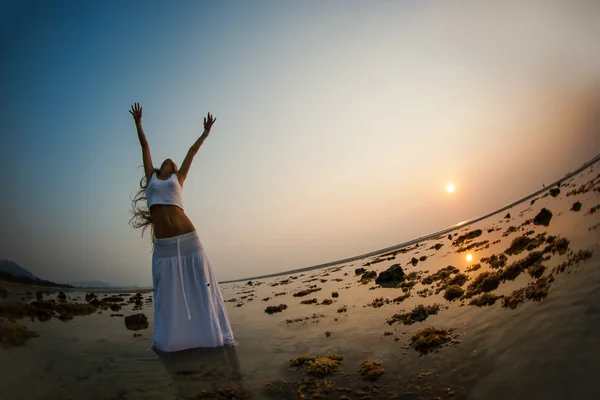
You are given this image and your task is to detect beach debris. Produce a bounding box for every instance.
[409,326,457,354]
[289,353,343,377]
[386,304,441,326]
[274,292,286,297]
[549,187,560,197]
[265,304,288,314]
[261,297,271,301]
[124,313,149,330]
[443,285,464,301]
[325,331,332,337]
[411,257,419,266]
[337,306,348,313]
[434,243,444,250]
[300,298,317,305]
[504,213,511,219]
[321,299,334,305]
[293,288,322,297]
[533,208,553,226]
[359,360,385,381]
[355,268,366,275]
[419,255,427,262]
[331,292,339,298]
[375,264,405,287]
[571,201,582,212]
[0,320,39,348]
[468,293,501,307]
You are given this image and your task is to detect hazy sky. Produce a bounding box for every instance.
[2,0,599,286]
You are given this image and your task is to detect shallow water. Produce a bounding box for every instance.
[1,163,600,399]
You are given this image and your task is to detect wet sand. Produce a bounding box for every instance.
[1,162,599,399]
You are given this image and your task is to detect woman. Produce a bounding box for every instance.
[129,102,235,352]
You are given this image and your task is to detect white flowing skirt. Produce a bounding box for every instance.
[152,231,235,352]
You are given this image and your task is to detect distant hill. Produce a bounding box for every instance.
[0,259,73,289]
[0,259,38,280]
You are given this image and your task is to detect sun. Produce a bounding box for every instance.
[446,183,455,193]
[466,253,473,262]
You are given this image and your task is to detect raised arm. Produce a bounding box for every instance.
[129,103,154,182]
[178,112,216,186]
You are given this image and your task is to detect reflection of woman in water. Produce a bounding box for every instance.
[157,345,245,398]
[129,103,235,352]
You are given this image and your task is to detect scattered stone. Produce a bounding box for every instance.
[355,268,366,275]
[337,306,348,313]
[549,187,560,197]
[321,299,334,305]
[0,288,6,298]
[325,331,332,338]
[571,201,582,212]
[434,243,444,250]
[301,298,317,305]
[124,313,149,330]
[262,297,271,302]
[503,226,519,237]
[504,213,511,219]
[359,360,385,382]
[419,256,427,262]
[374,264,405,287]
[533,208,553,226]
[359,270,377,283]
[57,292,67,301]
[265,304,288,314]
[411,257,419,266]
[331,292,339,298]
[110,304,121,312]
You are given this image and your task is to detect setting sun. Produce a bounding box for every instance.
[466,253,473,262]
[446,183,456,193]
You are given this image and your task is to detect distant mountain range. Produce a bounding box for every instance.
[67,280,115,288]
[0,260,38,280]
[0,259,73,288]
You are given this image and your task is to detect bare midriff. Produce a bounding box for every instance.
[150,205,196,239]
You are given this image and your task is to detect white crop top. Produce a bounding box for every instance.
[146,173,184,210]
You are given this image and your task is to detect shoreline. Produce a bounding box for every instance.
[223,153,600,284]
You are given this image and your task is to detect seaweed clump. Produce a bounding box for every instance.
[293,288,322,297]
[465,271,501,297]
[469,293,501,307]
[289,354,343,377]
[386,304,441,326]
[359,360,385,382]
[443,285,464,301]
[0,320,39,348]
[502,278,550,309]
[409,326,457,355]
[481,254,508,269]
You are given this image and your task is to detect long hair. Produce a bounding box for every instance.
[130,166,159,244]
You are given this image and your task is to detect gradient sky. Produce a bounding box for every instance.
[1,0,600,286]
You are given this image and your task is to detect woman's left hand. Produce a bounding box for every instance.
[204,112,217,133]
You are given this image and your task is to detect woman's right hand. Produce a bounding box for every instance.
[129,103,143,123]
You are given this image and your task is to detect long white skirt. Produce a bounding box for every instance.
[152,231,235,352]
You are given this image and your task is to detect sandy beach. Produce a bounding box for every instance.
[1,162,599,400]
